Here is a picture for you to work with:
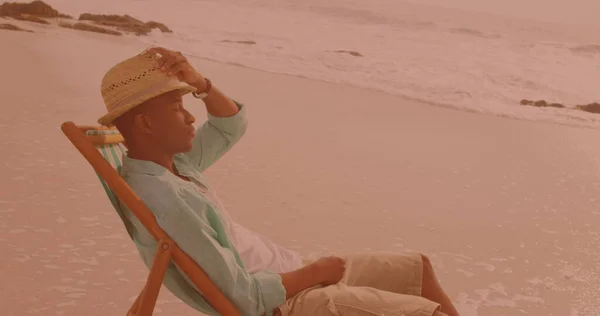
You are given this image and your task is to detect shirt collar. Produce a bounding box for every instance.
[121,153,197,179]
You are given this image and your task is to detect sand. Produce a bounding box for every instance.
[1,24,600,316]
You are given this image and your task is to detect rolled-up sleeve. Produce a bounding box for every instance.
[153,194,285,316]
[185,100,248,172]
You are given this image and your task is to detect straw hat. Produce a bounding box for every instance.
[98,49,197,126]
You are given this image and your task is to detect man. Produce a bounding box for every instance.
[98,47,460,316]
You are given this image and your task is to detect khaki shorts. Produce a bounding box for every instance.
[277,251,441,316]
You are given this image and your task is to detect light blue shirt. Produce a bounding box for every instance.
[119,101,286,316]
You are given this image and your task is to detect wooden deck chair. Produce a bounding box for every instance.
[60,121,241,316]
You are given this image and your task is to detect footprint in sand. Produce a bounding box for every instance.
[456,268,476,277]
[475,262,496,272]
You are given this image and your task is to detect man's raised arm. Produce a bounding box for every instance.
[149,47,249,172]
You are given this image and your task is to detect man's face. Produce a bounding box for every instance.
[139,90,196,154]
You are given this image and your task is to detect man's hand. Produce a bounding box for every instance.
[146,46,239,118]
[278,256,346,301]
[312,256,346,286]
[146,46,207,90]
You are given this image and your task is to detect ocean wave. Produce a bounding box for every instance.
[259,0,437,30]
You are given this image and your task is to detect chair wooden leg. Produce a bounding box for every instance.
[127,289,144,316]
[128,239,173,316]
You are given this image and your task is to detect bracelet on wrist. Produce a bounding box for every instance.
[192,78,212,99]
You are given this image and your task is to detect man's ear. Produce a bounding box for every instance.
[134,114,152,134]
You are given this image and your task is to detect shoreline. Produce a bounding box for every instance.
[185,51,600,132]
[2,13,600,131]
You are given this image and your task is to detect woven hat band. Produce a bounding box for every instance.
[107,77,183,111]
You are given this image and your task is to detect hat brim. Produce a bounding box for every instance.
[98,83,197,127]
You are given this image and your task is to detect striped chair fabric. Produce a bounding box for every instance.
[84,128,134,239]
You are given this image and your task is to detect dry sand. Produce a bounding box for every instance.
[1,23,600,316]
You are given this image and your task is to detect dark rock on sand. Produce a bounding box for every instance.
[59,21,122,36]
[0,1,71,22]
[6,13,49,24]
[333,50,364,57]
[0,23,33,32]
[0,0,71,18]
[78,13,172,36]
[0,1,172,37]
[220,39,257,45]
[576,102,600,114]
[520,99,600,114]
[519,99,565,108]
[570,44,600,56]
[145,21,172,33]
[0,0,71,24]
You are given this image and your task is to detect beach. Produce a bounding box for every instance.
[2,8,600,316]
